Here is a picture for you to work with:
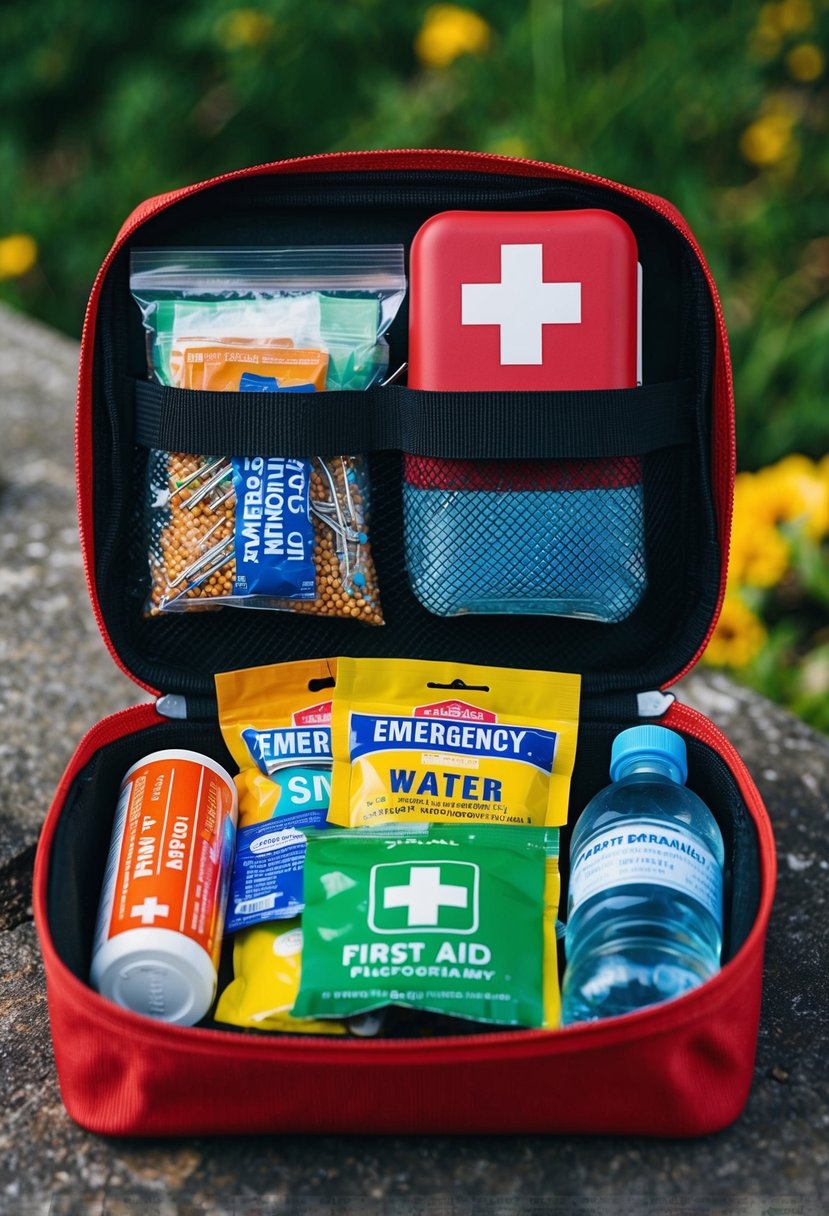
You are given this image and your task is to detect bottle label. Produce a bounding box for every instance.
[568,822,722,929]
[93,754,237,969]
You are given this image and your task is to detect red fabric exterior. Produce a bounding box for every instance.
[33,150,765,1139]
[41,951,765,1137]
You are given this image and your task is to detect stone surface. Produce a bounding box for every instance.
[0,304,826,1214]
[0,303,144,918]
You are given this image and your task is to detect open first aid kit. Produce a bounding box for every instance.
[33,150,775,1138]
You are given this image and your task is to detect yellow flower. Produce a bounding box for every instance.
[729,517,791,588]
[703,593,767,669]
[415,4,492,69]
[0,234,37,279]
[785,42,825,81]
[758,3,783,35]
[754,454,829,540]
[774,0,813,33]
[749,7,780,58]
[215,8,274,50]
[729,472,790,586]
[750,1,814,58]
[739,112,795,166]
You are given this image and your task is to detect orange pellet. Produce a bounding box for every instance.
[147,452,383,624]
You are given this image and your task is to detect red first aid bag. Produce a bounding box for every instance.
[33,150,775,1137]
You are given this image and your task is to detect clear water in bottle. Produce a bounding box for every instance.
[561,724,724,1024]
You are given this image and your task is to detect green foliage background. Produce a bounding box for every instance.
[0,0,827,472]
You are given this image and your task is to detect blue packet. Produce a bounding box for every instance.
[230,456,316,599]
[225,807,328,932]
[216,658,336,932]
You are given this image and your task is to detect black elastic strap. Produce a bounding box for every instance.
[132,378,695,459]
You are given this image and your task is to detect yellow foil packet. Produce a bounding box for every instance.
[216,658,337,830]
[543,853,562,1028]
[214,919,346,1035]
[328,657,581,829]
[216,658,336,933]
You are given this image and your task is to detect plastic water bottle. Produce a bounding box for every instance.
[561,725,724,1024]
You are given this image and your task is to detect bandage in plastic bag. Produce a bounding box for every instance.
[130,246,406,621]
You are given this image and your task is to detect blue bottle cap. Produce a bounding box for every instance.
[609,725,688,785]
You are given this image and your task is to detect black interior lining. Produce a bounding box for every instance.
[47,719,760,1033]
[88,167,719,701]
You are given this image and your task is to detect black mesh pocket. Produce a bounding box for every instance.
[403,455,647,621]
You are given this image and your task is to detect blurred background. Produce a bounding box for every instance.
[1,0,827,727]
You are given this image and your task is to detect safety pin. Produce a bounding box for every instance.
[311,502,366,547]
[340,456,356,523]
[316,457,357,530]
[314,457,341,507]
[207,485,235,512]
[381,362,407,387]
[309,499,338,520]
[170,457,226,498]
[200,513,233,547]
[163,546,235,606]
[169,536,234,588]
[310,503,364,543]
[310,499,350,545]
[165,546,234,603]
[313,460,352,583]
[312,501,353,583]
[183,463,232,510]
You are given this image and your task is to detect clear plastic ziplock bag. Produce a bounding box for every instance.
[130,247,406,622]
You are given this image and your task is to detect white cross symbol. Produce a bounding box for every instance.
[383,865,468,927]
[461,243,581,365]
[130,896,170,925]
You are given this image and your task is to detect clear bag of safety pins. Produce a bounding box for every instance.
[130,247,406,623]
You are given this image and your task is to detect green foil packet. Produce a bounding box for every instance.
[293,824,561,1028]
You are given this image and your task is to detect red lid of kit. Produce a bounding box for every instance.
[70,153,734,701]
[409,209,639,392]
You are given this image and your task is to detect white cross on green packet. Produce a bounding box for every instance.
[292,824,561,1029]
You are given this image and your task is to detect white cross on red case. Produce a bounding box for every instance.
[409,209,639,391]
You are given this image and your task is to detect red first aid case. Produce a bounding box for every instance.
[33,149,776,1138]
[409,207,639,389]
